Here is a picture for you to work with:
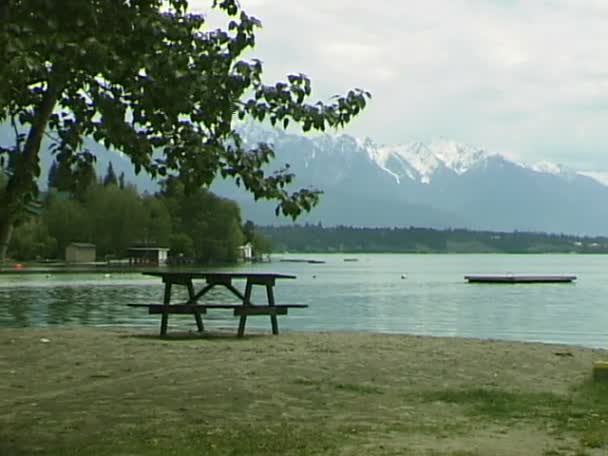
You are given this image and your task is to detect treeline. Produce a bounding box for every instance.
[4,162,270,264]
[260,224,608,254]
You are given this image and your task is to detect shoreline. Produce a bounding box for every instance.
[1,323,607,351]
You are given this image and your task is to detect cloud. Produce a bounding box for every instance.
[189,0,608,171]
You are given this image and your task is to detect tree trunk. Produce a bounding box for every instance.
[0,80,62,261]
[0,218,13,262]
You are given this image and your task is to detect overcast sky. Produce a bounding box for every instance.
[191,0,608,174]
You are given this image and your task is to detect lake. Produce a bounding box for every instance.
[1,254,607,348]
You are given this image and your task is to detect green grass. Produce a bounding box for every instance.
[417,388,568,419]
[415,381,608,450]
[0,421,344,456]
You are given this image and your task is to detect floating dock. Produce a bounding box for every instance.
[465,275,576,284]
[279,259,326,264]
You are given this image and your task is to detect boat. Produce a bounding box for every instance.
[343,258,359,262]
[465,275,576,284]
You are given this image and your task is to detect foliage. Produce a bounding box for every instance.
[8,217,56,260]
[141,194,172,248]
[169,232,195,259]
[83,183,149,257]
[243,219,272,258]
[9,175,248,263]
[260,225,608,253]
[46,158,96,196]
[0,0,370,260]
[160,176,244,264]
[103,162,118,187]
[43,191,91,257]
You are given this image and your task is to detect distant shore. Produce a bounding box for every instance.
[2,327,607,455]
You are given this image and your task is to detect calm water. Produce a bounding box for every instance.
[1,254,607,348]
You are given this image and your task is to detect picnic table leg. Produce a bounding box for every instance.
[237,281,253,337]
[187,280,204,332]
[160,282,172,336]
[266,285,279,335]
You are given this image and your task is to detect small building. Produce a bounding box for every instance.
[127,247,170,266]
[238,243,253,262]
[65,243,96,264]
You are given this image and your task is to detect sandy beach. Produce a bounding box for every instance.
[1,327,607,455]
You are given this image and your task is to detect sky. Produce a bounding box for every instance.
[190,0,608,177]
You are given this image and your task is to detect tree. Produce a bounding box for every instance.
[8,217,56,260]
[0,0,370,260]
[242,220,256,244]
[72,158,97,197]
[47,161,57,190]
[47,157,95,196]
[160,178,244,263]
[47,159,73,191]
[103,162,117,186]
[44,194,91,257]
[83,182,148,257]
[242,219,271,258]
[141,194,172,247]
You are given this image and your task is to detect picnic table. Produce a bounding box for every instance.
[128,271,307,337]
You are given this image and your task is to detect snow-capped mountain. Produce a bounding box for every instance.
[215,127,608,235]
[8,116,607,235]
[365,139,493,184]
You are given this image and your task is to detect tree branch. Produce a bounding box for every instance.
[43,130,60,144]
[10,114,22,154]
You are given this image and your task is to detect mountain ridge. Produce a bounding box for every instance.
[214,126,608,236]
[3,123,608,235]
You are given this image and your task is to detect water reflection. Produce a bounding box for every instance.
[1,254,608,348]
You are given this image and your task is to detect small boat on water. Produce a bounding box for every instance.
[343,258,359,262]
[465,275,576,284]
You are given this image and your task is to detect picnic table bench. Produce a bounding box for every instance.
[128,271,307,337]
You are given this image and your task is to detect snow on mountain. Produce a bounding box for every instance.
[365,141,424,183]
[530,160,563,175]
[364,138,491,184]
[577,171,608,187]
[217,125,608,234]
[237,122,287,147]
[361,136,593,188]
[429,139,491,175]
[238,125,586,187]
[526,160,583,184]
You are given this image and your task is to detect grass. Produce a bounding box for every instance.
[1,327,608,455]
[417,388,568,419]
[415,382,608,450]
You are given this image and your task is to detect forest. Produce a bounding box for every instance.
[5,160,608,262]
[2,161,270,264]
[260,224,608,254]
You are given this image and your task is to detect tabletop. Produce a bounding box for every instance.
[143,271,296,280]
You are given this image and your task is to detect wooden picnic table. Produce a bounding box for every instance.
[128,271,306,337]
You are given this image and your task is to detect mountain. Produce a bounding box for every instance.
[213,127,608,235]
[4,122,608,235]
